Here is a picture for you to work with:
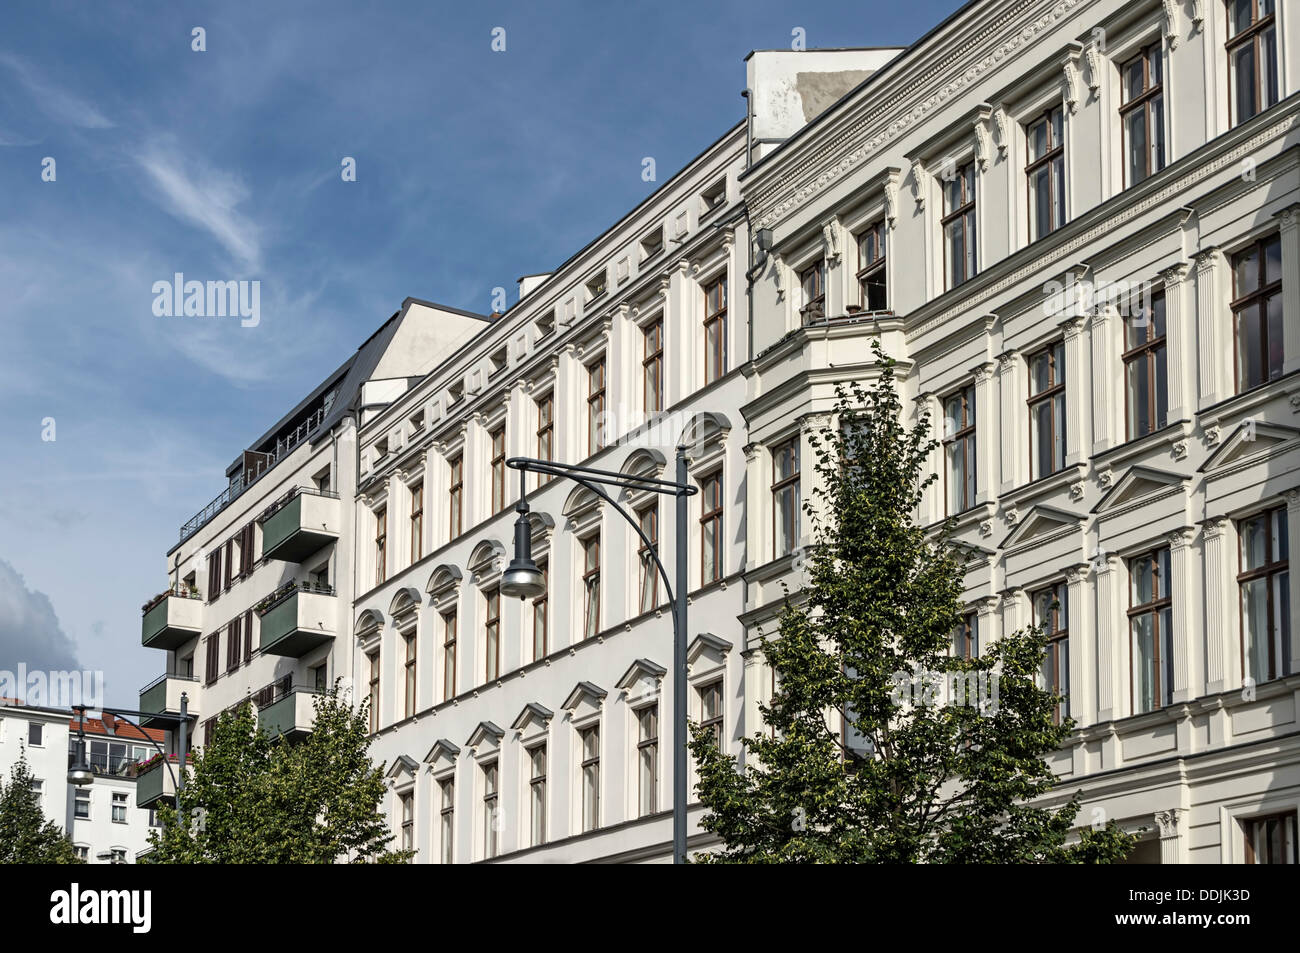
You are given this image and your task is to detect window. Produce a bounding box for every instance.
[943,385,977,513]
[439,778,455,864]
[29,779,42,803]
[490,425,507,513]
[311,662,327,692]
[532,563,548,661]
[367,651,380,734]
[1026,106,1066,240]
[73,845,89,861]
[207,547,222,601]
[856,221,887,312]
[953,612,979,660]
[704,275,727,384]
[582,535,601,639]
[943,161,977,288]
[535,310,555,338]
[226,616,241,673]
[586,271,607,301]
[772,438,801,558]
[74,790,90,819]
[580,725,600,832]
[204,634,219,686]
[489,347,507,377]
[588,359,606,454]
[409,483,424,563]
[448,454,464,538]
[1130,548,1174,714]
[700,471,723,585]
[799,260,825,324]
[701,178,726,213]
[442,611,457,700]
[637,504,658,614]
[1244,811,1297,864]
[400,792,414,854]
[643,319,663,414]
[1232,235,1284,392]
[482,761,499,859]
[1228,0,1279,125]
[536,394,554,481]
[1125,291,1168,438]
[641,228,664,261]
[1032,583,1069,724]
[243,609,253,664]
[27,722,42,747]
[1121,42,1166,186]
[403,632,417,720]
[699,680,724,747]
[111,791,127,824]
[484,588,501,682]
[637,705,658,817]
[529,745,547,846]
[1239,507,1291,685]
[1028,342,1066,479]
[374,508,387,586]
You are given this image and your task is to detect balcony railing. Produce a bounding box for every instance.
[141,584,202,615]
[258,487,342,562]
[141,593,204,651]
[178,406,327,544]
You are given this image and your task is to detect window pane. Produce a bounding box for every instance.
[1132,613,1156,714]
[1242,578,1269,683]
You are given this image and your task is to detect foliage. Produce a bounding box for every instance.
[0,754,83,863]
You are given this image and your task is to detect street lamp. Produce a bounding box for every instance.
[67,718,94,787]
[505,448,697,864]
[69,696,190,814]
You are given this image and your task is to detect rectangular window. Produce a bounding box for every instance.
[400,792,414,854]
[637,705,658,817]
[799,260,826,324]
[536,394,553,481]
[532,563,548,661]
[704,275,727,384]
[27,722,42,746]
[529,745,547,846]
[582,535,601,639]
[1130,548,1174,714]
[699,680,724,747]
[588,359,606,455]
[442,611,457,700]
[243,609,253,664]
[643,319,663,414]
[772,438,801,558]
[1125,291,1169,438]
[1232,234,1284,391]
[943,161,977,288]
[439,778,454,864]
[409,483,424,563]
[374,508,387,586]
[637,504,658,614]
[490,425,506,513]
[225,616,241,673]
[857,221,887,312]
[112,792,127,823]
[580,725,600,832]
[367,651,381,733]
[1228,0,1279,126]
[448,454,464,538]
[1028,342,1067,480]
[1026,106,1066,240]
[1244,811,1297,864]
[484,588,501,682]
[1121,42,1166,186]
[74,790,90,818]
[700,471,723,584]
[1239,507,1291,685]
[403,632,417,720]
[482,761,499,859]
[943,385,977,513]
[953,612,979,660]
[1032,583,1070,724]
[204,634,219,686]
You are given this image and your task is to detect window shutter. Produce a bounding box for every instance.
[204,635,219,685]
[207,550,221,601]
[243,523,255,576]
[223,539,234,590]
[243,609,254,662]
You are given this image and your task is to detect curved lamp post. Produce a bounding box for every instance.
[503,448,696,864]
[68,696,190,816]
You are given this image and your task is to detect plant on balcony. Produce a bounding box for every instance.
[689,342,1138,864]
[0,756,83,864]
[143,685,409,864]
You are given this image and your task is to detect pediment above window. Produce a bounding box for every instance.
[510,702,554,735]
[999,505,1084,550]
[1092,466,1188,514]
[466,720,505,753]
[687,632,733,670]
[1200,421,1300,473]
[423,739,460,771]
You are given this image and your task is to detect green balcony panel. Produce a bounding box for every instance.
[259,590,336,657]
[141,595,203,650]
[258,689,320,741]
[138,675,199,730]
[261,492,340,562]
[135,759,180,810]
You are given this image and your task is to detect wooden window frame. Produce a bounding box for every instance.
[643,319,663,414]
[448,454,464,538]
[1227,0,1280,126]
[582,534,601,640]
[482,760,499,859]
[1123,291,1169,439]
[942,161,977,288]
[484,587,501,682]
[799,260,826,324]
[1244,810,1298,864]
[1032,583,1069,724]
[490,425,507,513]
[700,470,724,585]
[856,220,888,312]
[1128,548,1174,714]
[442,610,458,701]
[698,679,724,747]
[1231,234,1284,393]
[536,393,554,484]
[637,704,659,817]
[704,275,727,384]
[439,778,454,864]
[403,631,417,720]
[367,650,380,734]
[1120,42,1166,186]
[579,724,600,832]
[529,744,547,846]
[588,359,606,455]
[532,562,548,661]
[943,384,977,514]
[1025,105,1066,241]
[1237,506,1291,684]
[637,503,659,614]
[1027,341,1067,480]
[409,482,424,564]
[771,438,801,559]
[374,507,387,586]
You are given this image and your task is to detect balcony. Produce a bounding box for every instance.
[256,583,336,658]
[256,685,320,741]
[259,487,341,562]
[138,673,200,730]
[140,588,204,650]
[134,755,190,810]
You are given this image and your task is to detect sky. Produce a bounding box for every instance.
[0,0,966,707]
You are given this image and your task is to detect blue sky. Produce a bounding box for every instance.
[0,0,965,707]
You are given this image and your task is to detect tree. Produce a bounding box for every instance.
[0,754,83,863]
[689,343,1136,863]
[145,686,409,863]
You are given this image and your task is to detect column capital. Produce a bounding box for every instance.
[1285,488,1300,512]
[972,361,996,384]
[1160,261,1190,288]
[1272,203,1300,233]
[996,349,1020,373]
[1155,808,1183,840]
[1201,515,1232,540]
[1167,527,1197,550]
[1193,246,1221,275]
[1060,315,1086,340]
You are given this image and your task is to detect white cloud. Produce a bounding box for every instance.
[0,53,113,129]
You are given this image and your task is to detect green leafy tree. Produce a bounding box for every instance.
[690,343,1136,863]
[0,754,83,863]
[146,686,409,863]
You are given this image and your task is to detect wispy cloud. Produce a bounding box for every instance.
[0,52,113,129]
[136,146,262,270]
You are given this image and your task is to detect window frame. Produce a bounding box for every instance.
[448,454,464,538]
[582,534,601,639]
[1237,506,1291,685]
[1128,547,1174,714]
[637,704,659,817]
[490,425,507,514]
[1120,41,1167,186]
[1027,341,1067,480]
[799,260,826,324]
[856,220,888,312]
[704,275,728,384]
[528,743,547,846]
[699,470,724,585]
[1244,809,1297,864]
[367,650,381,734]
[403,630,417,719]
[579,724,600,832]
[409,482,424,563]
[1227,0,1280,126]
[942,160,978,289]
[374,507,387,586]
[482,760,499,859]
[943,384,977,514]
[484,587,501,682]
[636,503,659,614]
[1032,582,1070,725]
[442,610,458,701]
[1231,234,1284,393]
[536,392,554,481]
[588,359,607,455]
[771,438,801,559]
[1025,105,1066,241]
[1123,290,1169,439]
[643,318,663,414]
[532,562,548,661]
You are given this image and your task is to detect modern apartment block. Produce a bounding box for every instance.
[140,0,1299,865]
[0,700,164,862]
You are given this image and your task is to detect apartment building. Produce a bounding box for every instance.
[0,700,164,862]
